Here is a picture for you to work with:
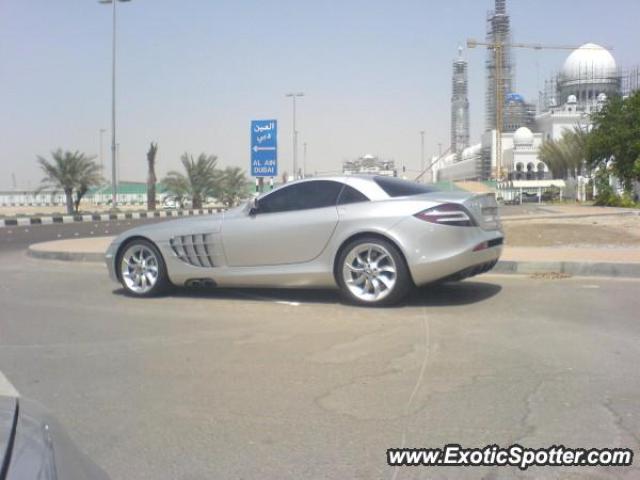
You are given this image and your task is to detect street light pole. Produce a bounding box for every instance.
[285,92,304,180]
[419,131,425,183]
[100,0,130,208]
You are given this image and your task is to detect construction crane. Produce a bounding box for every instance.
[466,38,609,181]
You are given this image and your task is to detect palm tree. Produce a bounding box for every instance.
[538,127,590,179]
[37,149,102,214]
[216,167,250,207]
[162,153,218,209]
[146,142,158,211]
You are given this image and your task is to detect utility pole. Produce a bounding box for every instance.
[285,92,304,180]
[100,0,131,208]
[303,142,308,178]
[419,131,425,183]
[99,128,107,174]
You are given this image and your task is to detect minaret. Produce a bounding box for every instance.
[485,0,515,132]
[451,46,470,156]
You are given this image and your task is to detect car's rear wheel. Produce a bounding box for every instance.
[337,237,412,306]
[118,239,170,297]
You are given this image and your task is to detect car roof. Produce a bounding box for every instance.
[262,175,389,201]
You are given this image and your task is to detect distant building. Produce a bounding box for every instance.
[0,182,167,208]
[451,47,470,155]
[342,154,396,176]
[503,93,536,132]
[434,0,639,183]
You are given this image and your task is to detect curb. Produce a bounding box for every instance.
[0,208,221,228]
[501,211,639,222]
[493,260,640,278]
[27,245,640,279]
[27,247,105,263]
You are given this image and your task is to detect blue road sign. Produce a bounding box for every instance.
[251,119,277,177]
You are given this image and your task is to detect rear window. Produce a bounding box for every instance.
[373,176,439,197]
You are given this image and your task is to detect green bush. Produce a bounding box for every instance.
[593,170,618,206]
[593,170,640,207]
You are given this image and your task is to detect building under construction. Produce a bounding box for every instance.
[433,0,640,183]
[450,47,470,155]
[484,0,515,133]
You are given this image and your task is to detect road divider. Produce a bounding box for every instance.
[1,208,221,228]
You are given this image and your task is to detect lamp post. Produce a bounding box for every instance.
[99,0,131,208]
[285,92,304,180]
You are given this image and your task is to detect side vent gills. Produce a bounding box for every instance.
[170,234,216,267]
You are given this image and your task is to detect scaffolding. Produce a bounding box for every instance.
[484,0,515,133]
[539,65,623,114]
[450,49,470,155]
[622,66,640,97]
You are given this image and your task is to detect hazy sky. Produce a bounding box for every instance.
[1,0,639,189]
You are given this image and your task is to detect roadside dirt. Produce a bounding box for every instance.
[503,214,640,247]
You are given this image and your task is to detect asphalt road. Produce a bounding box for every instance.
[1,250,638,479]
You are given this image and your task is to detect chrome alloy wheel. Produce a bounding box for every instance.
[120,244,160,294]
[342,243,397,302]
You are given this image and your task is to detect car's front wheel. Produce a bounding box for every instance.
[118,239,170,297]
[337,237,412,306]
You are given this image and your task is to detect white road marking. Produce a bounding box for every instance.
[275,301,300,306]
[582,285,600,289]
[0,370,20,398]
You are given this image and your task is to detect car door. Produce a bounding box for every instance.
[221,180,343,267]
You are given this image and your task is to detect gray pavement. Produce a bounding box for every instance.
[1,250,639,479]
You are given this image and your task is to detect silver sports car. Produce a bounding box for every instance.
[106,175,503,306]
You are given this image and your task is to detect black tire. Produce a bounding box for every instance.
[335,236,412,306]
[117,238,171,297]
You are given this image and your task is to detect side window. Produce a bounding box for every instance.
[337,185,369,205]
[258,180,343,214]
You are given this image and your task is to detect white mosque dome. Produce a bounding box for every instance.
[562,43,617,81]
[567,94,577,104]
[513,127,534,146]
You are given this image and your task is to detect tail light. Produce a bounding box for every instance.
[414,203,476,227]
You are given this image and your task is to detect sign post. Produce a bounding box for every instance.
[251,120,277,193]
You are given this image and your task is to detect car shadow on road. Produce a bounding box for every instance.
[406,280,502,307]
[113,278,502,308]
